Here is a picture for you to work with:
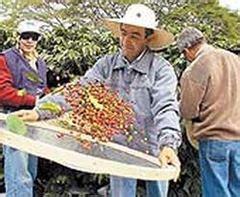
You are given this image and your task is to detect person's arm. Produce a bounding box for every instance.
[151,61,181,181]
[180,69,208,120]
[0,55,36,107]
[151,64,182,151]
[34,94,72,120]
[79,56,108,84]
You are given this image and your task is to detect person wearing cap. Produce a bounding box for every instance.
[0,20,48,196]
[177,27,240,197]
[13,4,181,197]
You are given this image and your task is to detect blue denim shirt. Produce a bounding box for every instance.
[36,49,181,156]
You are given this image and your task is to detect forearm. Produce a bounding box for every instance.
[152,66,182,151]
[0,86,36,107]
[156,107,182,151]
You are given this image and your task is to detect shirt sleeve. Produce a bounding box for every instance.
[35,94,72,120]
[180,71,208,119]
[0,55,36,107]
[151,63,182,151]
[80,56,108,84]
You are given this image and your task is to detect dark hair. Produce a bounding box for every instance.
[145,28,154,38]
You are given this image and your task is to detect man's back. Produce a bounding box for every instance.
[181,44,240,140]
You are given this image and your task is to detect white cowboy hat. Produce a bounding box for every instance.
[103,4,174,50]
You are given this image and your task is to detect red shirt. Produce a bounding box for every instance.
[0,55,36,107]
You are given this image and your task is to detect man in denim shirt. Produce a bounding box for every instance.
[15,4,181,197]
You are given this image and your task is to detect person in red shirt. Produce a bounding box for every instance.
[0,20,48,196]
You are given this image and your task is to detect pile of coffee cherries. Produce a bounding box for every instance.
[64,82,135,143]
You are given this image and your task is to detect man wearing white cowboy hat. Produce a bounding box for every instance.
[0,20,48,196]
[13,4,181,197]
[103,4,174,51]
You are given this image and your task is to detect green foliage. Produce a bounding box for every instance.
[162,2,240,48]
[39,25,118,86]
[114,0,144,4]
[0,26,15,52]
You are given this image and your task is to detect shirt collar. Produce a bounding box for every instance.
[195,43,215,58]
[113,48,154,74]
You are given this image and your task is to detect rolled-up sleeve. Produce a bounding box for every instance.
[151,65,182,150]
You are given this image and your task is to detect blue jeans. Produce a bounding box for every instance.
[3,146,38,197]
[110,176,168,197]
[199,139,240,197]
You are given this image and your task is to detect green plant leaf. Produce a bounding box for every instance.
[88,94,104,110]
[25,72,43,83]
[6,115,27,136]
[39,102,62,113]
